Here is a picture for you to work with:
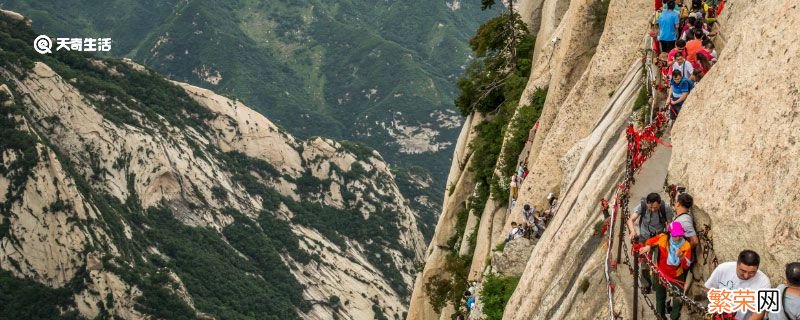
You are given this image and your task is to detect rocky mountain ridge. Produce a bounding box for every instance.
[1,12,423,320]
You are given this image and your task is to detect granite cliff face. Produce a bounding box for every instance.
[410,0,800,319]
[1,13,423,319]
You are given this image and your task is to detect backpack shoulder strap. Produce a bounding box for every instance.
[658,202,668,225]
[638,199,647,229]
[782,286,794,320]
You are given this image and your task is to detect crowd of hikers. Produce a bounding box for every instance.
[454,0,800,319]
[628,192,800,319]
[654,0,722,120]
[506,192,558,242]
[626,2,800,319]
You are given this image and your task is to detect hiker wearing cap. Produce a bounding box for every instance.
[638,221,693,320]
[627,193,674,294]
[749,262,800,320]
[705,250,772,319]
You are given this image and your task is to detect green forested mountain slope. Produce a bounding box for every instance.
[3,0,498,233]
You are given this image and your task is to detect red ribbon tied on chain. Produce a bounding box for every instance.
[625,112,672,173]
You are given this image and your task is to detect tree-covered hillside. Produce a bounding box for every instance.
[2,0,499,232]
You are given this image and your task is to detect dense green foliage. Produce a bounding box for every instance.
[0,270,81,319]
[481,274,521,320]
[500,88,546,178]
[140,207,305,319]
[455,10,540,210]
[455,12,531,116]
[424,254,472,315]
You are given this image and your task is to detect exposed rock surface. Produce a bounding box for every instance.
[491,238,536,276]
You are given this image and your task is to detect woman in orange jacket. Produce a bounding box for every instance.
[638,221,693,320]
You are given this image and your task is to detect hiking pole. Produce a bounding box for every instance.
[633,247,640,320]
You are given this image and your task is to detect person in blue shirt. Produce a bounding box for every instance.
[464,290,476,312]
[668,69,695,120]
[658,1,681,53]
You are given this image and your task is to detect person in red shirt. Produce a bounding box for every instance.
[667,39,688,64]
[698,39,717,62]
[695,52,712,75]
[638,221,693,320]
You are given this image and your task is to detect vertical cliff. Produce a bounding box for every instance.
[410,0,800,319]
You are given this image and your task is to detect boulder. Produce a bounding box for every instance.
[492,238,536,276]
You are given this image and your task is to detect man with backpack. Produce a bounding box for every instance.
[750,262,800,320]
[628,192,674,294]
[672,193,699,248]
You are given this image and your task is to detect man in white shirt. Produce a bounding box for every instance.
[705,250,772,319]
[506,222,523,243]
[672,51,695,80]
[521,204,535,228]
